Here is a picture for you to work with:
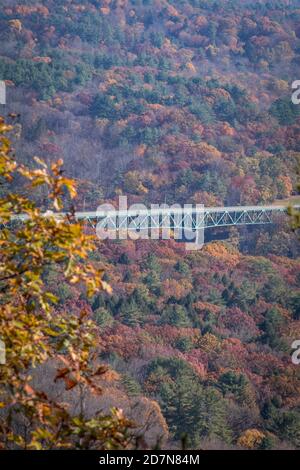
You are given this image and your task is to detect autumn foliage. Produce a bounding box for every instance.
[0,118,132,449]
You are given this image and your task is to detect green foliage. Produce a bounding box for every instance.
[119,299,144,327]
[94,307,114,327]
[189,102,215,124]
[118,253,131,265]
[270,97,300,126]
[262,275,287,304]
[146,357,193,381]
[147,361,231,446]
[174,260,190,276]
[222,280,258,311]
[160,304,191,327]
[68,12,113,45]
[217,371,256,407]
[213,98,237,124]
[90,94,117,119]
[0,58,91,100]
[288,292,300,320]
[262,401,300,448]
[56,283,73,304]
[259,435,275,450]
[122,373,142,398]
[259,308,286,350]
[175,336,194,353]
[218,371,247,396]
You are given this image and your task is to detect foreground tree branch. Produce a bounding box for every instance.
[0,117,132,450]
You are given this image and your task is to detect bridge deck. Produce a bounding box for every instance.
[73,204,292,220]
[8,204,298,232]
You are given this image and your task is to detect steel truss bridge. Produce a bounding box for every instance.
[10,204,296,241]
[77,204,297,247]
[77,204,292,232]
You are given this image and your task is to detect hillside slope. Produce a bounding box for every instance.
[0,0,300,449]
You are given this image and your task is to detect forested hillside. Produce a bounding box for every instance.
[1,0,300,205]
[0,0,300,449]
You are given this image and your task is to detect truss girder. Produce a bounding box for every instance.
[7,206,291,236]
[92,207,283,232]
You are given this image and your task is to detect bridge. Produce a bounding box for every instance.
[78,203,298,248]
[10,204,296,244]
[75,204,292,230]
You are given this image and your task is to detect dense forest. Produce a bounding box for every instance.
[0,0,300,450]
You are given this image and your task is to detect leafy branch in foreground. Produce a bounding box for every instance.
[0,117,132,449]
